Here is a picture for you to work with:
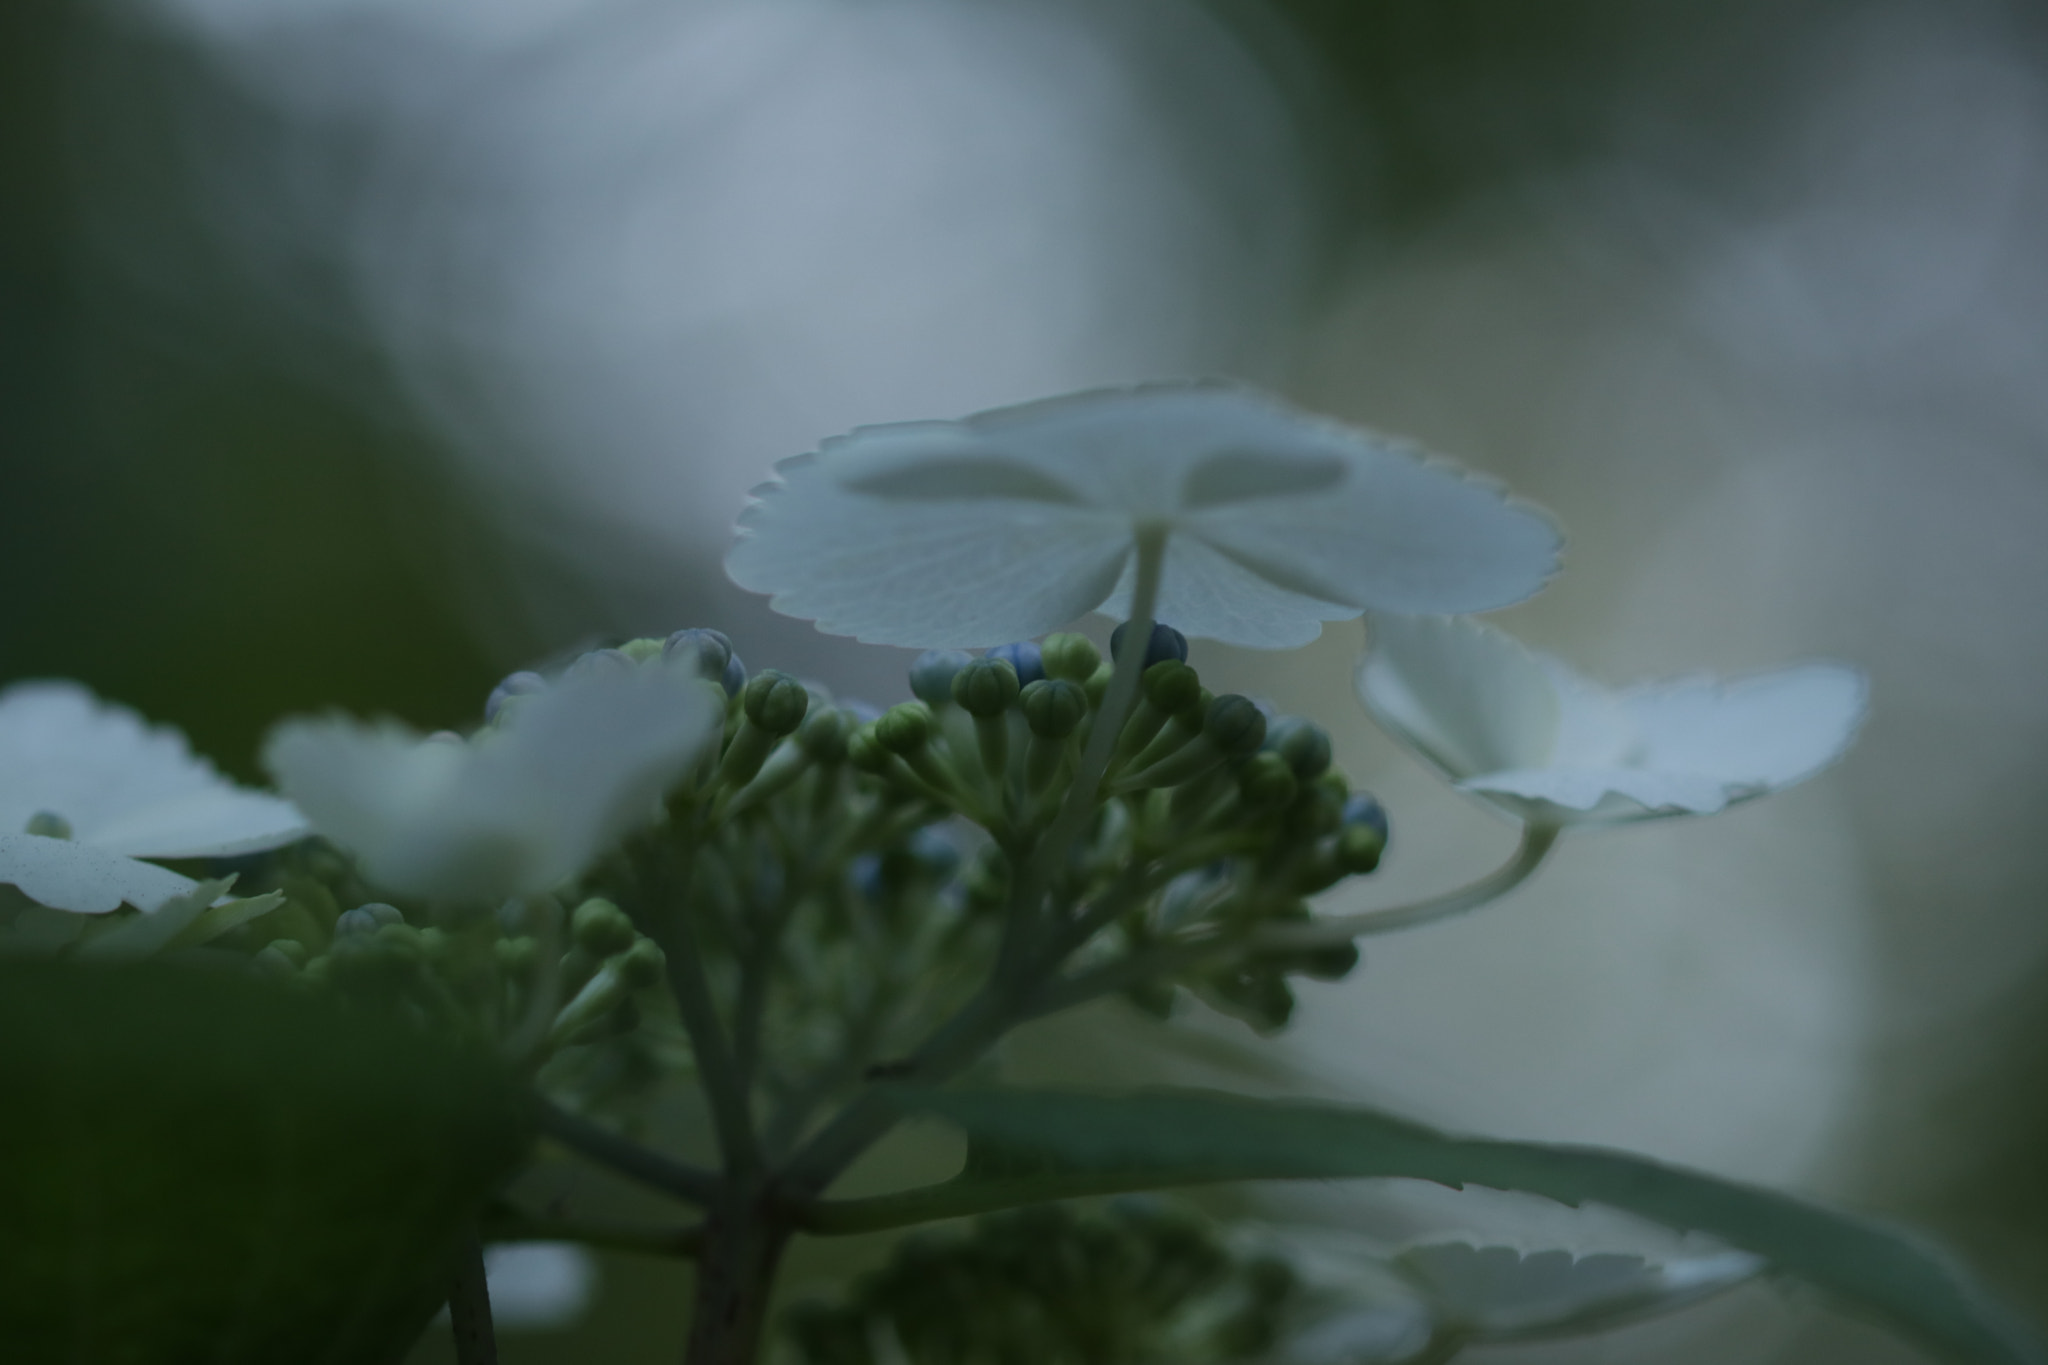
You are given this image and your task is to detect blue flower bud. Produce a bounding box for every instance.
[1110,621,1189,668]
[907,827,961,877]
[334,907,382,937]
[909,649,974,707]
[986,641,1045,686]
[664,628,747,696]
[1342,793,1389,841]
[484,670,547,722]
[358,902,405,927]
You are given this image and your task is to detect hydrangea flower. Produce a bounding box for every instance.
[0,681,307,913]
[726,383,1560,649]
[264,658,718,902]
[1357,614,1869,827]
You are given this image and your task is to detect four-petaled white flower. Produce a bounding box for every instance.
[264,659,719,902]
[726,382,1561,649]
[0,681,308,913]
[1357,613,1869,827]
[1393,1240,1761,1340]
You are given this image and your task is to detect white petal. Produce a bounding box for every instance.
[1097,534,1360,649]
[1357,614,1563,781]
[1183,452,1559,616]
[265,661,717,901]
[1463,766,1745,821]
[727,450,1132,648]
[0,832,200,914]
[1622,665,1869,792]
[0,680,307,857]
[1396,1241,1760,1337]
[727,383,1561,648]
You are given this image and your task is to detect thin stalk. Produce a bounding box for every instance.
[998,526,1169,975]
[446,1232,498,1365]
[1253,822,1560,949]
[1022,824,1560,1019]
[638,839,764,1177]
[535,1097,722,1206]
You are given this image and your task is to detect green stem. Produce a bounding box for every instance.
[1253,822,1559,949]
[446,1231,498,1365]
[535,1097,723,1205]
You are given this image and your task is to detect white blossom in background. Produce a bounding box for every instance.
[264,659,718,902]
[483,1242,598,1330]
[727,383,1561,649]
[1357,614,1867,827]
[0,681,307,913]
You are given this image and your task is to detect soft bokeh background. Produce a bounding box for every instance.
[5,0,2047,1359]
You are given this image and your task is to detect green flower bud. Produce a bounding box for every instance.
[743,668,811,734]
[617,637,666,662]
[845,724,893,774]
[253,943,300,977]
[798,706,851,762]
[951,657,1021,717]
[1237,751,1299,809]
[571,897,637,957]
[494,936,539,976]
[23,810,71,839]
[1040,632,1102,683]
[909,649,973,707]
[617,937,668,989]
[1335,822,1385,874]
[1141,660,1202,713]
[264,938,310,967]
[1021,679,1088,739]
[875,701,936,754]
[1203,695,1267,757]
[1264,717,1333,780]
[373,922,425,955]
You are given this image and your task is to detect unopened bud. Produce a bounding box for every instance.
[909,650,973,707]
[1238,751,1299,808]
[797,706,850,762]
[875,701,936,754]
[617,937,667,989]
[952,657,1021,717]
[569,647,634,677]
[334,908,382,938]
[571,897,637,957]
[485,671,547,722]
[23,810,71,839]
[1040,633,1101,683]
[1022,679,1088,739]
[1342,793,1389,842]
[1140,661,1202,713]
[1203,695,1267,756]
[1336,823,1385,873]
[1264,717,1333,780]
[743,669,810,734]
[1110,620,1188,669]
[987,641,1045,686]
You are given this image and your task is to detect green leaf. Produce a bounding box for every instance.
[807,1087,2041,1365]
[0,959,533,1364]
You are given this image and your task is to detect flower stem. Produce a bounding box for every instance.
[1254,822,1560,948]
[446,1231,498,1365]
[534,1097,722,1205]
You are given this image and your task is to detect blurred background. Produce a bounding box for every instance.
[5,0,2047,1358]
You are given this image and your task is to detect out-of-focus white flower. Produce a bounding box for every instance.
[483,1242,599,1330]
[727,383,1561,649]
[1393,1240,1761,1340]
[264,659,718,902]
[0,681,307,914]
[1357,614,1868,827]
